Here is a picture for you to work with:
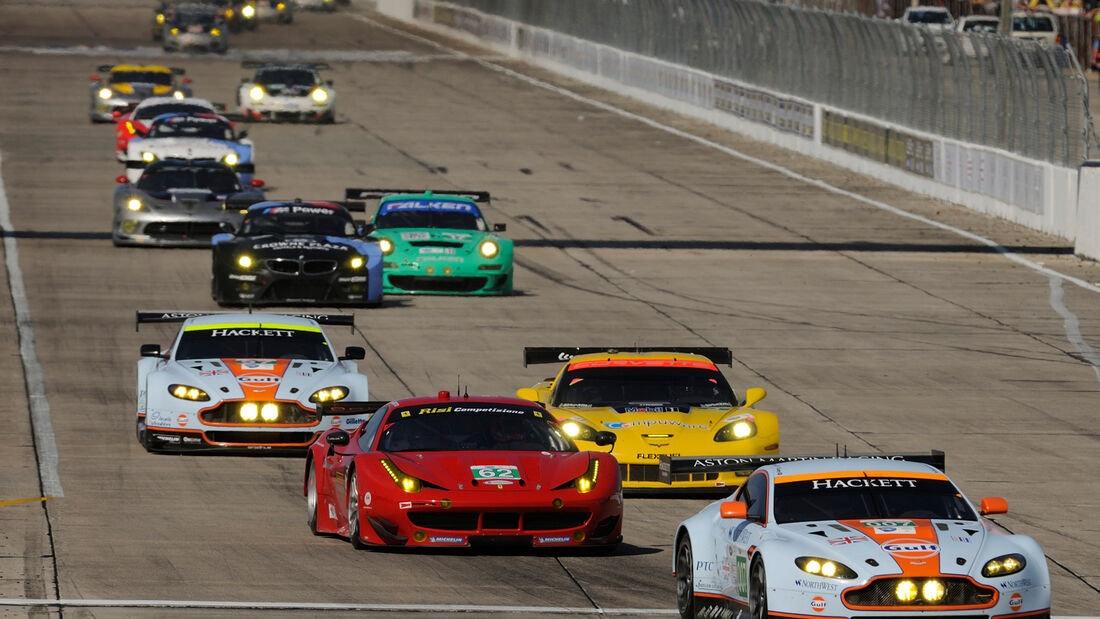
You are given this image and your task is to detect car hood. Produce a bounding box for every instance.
[130,137,250,160]
[241,235,359,256]
[388,450,591,492]
[260,83,315,97]
[172,357,339,401]
[377,228,488,252]
[142,187,234,205]
[110,83,176,98]
[554,404,752,434]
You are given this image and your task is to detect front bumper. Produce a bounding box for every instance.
[242,97,333,123]
[382,263,512,295]
[164,34,227,52]
[114,210,238,248]
[214,264,383,306]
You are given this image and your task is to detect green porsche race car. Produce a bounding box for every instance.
[346,188,513,295]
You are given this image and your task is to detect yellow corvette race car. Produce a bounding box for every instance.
[516,347,779,491]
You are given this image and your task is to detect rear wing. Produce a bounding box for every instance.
[522,347,733,367]
[345,188,491,204]
[317,401,389,417]
[222,198,364,212]
[657,449,946,484]
[135,310,355,331]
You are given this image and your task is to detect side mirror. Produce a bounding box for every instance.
[979,497,1007,515]
[116,175,130,184]
[360,222,375,234]
[493,222,507,232]
[90,75,101,82]
[742,387,766,408]
[720,500,748,519]
[515,388,540,403]
[238,129,249,139]
[112,110,123,119]
[326,429,350,456]
[182,77,192,84]
[249,178,264,188]
[341,346,365,361]
[593,431,616,447]
[140,344,163,357]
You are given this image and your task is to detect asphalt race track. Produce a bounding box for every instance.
[0,1,1098,616]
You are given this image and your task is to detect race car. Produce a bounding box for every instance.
[124,113,253,183]
[255,0,293,24]
[348,188,513,295]
[297,0,338,11]
[515,347,779,491]
[305,392,624,550]
[197,0,258,32]
[114,96,219,161]
[671,453,1050,619]
[238,62,334,123]
[162,3,229,53]
[89,64,192,123]
[210,199,384,307]
[135,310,374,453]
[112,159,265,247]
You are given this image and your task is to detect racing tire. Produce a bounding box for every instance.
[749,558,768,619]
[136,418,156,453]
[675,534,723,618]
[347,469,368,549]
[306,459,321,535]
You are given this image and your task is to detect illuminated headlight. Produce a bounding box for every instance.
[222,153,239,166]
[574,459,600,493]
[378,238,394,255]
[211,28,222,36]
[714,419,757,441]
[895,579,918,602]
[309,387,348,403]
[249,86,265,101]
[795,557,857,580]
[479,240,499,258]
[260,403,278,422]
[156,13,166,24]
[141,151,157,163]
[172,90,184,100]
[350,256,364,269]
[242,4,256,18]
[98,87,113,100]
[170,27,179,35]
[126,198,142,212]
[982,554,1026,577]
[238,255,253,268]
[561,421,597,441]
[921,579,945,602]
[277,2,285,8]
[239,402,258,421]
[169,384,210,401]
[380,459,421,493]
[311,88,328,103]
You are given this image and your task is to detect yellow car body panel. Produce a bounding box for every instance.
[517,350,780,490]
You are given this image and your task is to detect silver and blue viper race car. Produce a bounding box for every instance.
[238,62,335,123]
[671,454,1050,619]
[135,311,375,453]
[125,112,254,183]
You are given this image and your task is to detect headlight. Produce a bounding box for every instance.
[170,27,179,35]
[896,580,918,602]
[260,403,278,422]
[211,28,222,36]
[378,238,394,255]
[715,419,757,441]
[350,256,364,269]
[242,5,256,18]
[238,255,252,268]
[277,2,286,9]
[239,402,258,421]
[249,86,265,101]
[795,557,857,580]
[479,240,499,258]
[574,459,600,493]
[982,554,1026,577]
[309,387,348,403]
[126,198,142,212]
[156,13,166,24]
[222,153,239,166]
[169,384,210,401]
[98,87,113,100]
[922,579,945,602]
[172,90,184,100]
[141,151,157,163]
[311,88,328,103]
[561,421,598,441]
[380,459,421,493]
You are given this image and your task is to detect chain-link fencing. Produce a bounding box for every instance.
[439,0,1097,166]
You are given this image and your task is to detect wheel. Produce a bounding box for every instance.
[675,534,695,618]
[347,469,368,549]
[306,459,321,534]
[749,558,768,619]
[136,417,155,453]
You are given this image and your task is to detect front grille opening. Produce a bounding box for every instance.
[844,577,996,607]
[389,275,488,293]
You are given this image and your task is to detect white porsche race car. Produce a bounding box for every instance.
[238,62,335,123]
[135,310,379,453]
[670,453,1050,619]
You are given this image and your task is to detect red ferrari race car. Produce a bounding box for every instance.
[305,393,624,551]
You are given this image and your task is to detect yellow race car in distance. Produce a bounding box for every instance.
[516,347,779,491]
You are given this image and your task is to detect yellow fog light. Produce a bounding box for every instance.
[238,255,252,268]
[425,266,435,275]
[260,403,278,421]
[895,580,918,603]
[440,498,452,509]
[413,530,427,542]
[378,238,393,255]
[170,27,179,35]
[211,28,221,36]
[222,153,238,166]
[312,88,328,103]
[240,403,259,421]
[249,86,264,101]
[350,257,364,269]
[479,240,499,258]
[127,198,142,212]
[277,2,286,9]
[922,579,945,602]
[552,498,564,509]
[172,90,184,100]
[141,151,156,163]
[242,5,255,17]
[156,13,166,24]
[573,531,586,542]
[98,87,113,100]
[122,220,139,234]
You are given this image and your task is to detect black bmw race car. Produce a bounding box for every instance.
[210,199,384,307]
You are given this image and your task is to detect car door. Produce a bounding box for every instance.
[329,406,387,527]
[714,471,768,603]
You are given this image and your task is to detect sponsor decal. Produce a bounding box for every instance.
[328,504,336,520]
[212,328,295,337]
[429,536,465,544]
[812,478,918,489]
[881,539,940,560]
[254,240,348,251]
[380,200,477,214]
[182,436,201,444]
[363,492,371,506]
[736,555,748,597]
[603,419,708,430]
[199,369,228,376]
[400,231,430,240]
[237,359,278,368]
[176,414,188,427]
[536,536,572,544]
[228,273,258,281]
[810,596,826,612]
[1009,592,1023,610]
[471,465,520,484]
[873,526,916,535]
[337,276,367,283]
[951,535,972,543]
[329,416,341,426]
[828,535,869,545]
[154,433,182,443]
[398,501,412,510]
[860,520,916,528]
[440,232,472,241]
[261,205,336,216]
[999,578,1033,589]
[570,358,716,370]
[636,453,679,459]
[419,247,456,255]
[237,373,281,389]
[695,561,716,573]
[794,579,838,592]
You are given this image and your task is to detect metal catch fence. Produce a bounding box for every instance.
[441,0,1098,166]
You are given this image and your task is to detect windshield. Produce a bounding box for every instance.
[137,166,242,194]
[110,71,174,86]
[1013,16,1054,32]
[173,12,220,26]
[773,477,977,524]
[175,325,334,361]
[256,69,318,87]
[375,407,576,452]
[374,199,486,231]
[239,205,354,237]
[907,10,950,23]
[552,364,736,408]
[135,103,210,120]
[148,117,234,140]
